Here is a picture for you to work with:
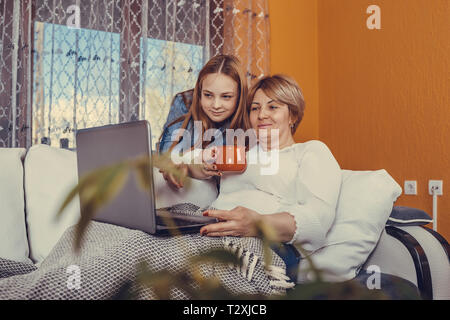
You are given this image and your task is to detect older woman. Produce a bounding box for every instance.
[199,75,342,281]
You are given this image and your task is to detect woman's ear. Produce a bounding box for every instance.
[289,113,295,128]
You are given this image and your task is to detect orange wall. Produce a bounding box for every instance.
[270,0,450,239]
[268,0,319,142]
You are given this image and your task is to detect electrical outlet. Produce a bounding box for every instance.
[404,180,417,195]
[428,180,443,196]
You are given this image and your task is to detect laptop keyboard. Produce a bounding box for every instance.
[156,209,203,227]
[156,216,199,226]
[155,209,217,227]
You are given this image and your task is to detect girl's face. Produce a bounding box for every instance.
[249,89,295,149]
[200,73,238,124]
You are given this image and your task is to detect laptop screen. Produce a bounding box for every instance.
[75,120,157,234]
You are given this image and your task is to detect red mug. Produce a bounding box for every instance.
[211,145,247,172]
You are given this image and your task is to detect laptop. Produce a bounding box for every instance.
[75,120,217,235]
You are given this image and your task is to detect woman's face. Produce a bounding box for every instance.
[249,89,294,149]
[200,73,239,124]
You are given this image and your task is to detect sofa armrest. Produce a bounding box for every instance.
[362,228,420,292]
[363,225,450,300]
[397,226,450,300]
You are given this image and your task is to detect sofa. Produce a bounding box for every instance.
[0,145,449,300]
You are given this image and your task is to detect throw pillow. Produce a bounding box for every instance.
[24,145,81,263]
[0,148,32,263]
[387,206,432,226]
[297,169,402,283]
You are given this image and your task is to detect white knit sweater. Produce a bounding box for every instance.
[210,140,342,253]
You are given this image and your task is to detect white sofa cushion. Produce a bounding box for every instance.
[0,148,32,263]
[24,145,81,264]
[24,145,218,263]
[297,169,402,282]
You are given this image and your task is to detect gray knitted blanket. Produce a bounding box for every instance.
[0,204,293,300]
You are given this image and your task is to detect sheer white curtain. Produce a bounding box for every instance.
[0,0,270,149]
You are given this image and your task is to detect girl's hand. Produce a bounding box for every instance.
[199,206,262,237]
[188,146,222,179]
[194,161,222,179]
[159,163,189,189]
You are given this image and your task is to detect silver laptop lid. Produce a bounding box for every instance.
[76,120,157,234]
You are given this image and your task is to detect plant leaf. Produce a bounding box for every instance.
[74,162,129,251]
[133,156,153,192]
[254,219,278,268]
[55,166,109,221]
[190,248,242,267]
[136,262,197,299]
[294,242,325,283]
[152,152,191,189]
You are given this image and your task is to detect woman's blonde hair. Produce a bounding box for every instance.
[247,74,305,134]
[161,54,248,152]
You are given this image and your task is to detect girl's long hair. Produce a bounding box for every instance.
[159,54,249,152]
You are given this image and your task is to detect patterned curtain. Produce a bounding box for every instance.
[0,0,34,148]
[0,0,270,149]
[223,0,270,84]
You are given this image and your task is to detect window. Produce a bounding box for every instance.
[32,21,204,150]
[30,0,219,150]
